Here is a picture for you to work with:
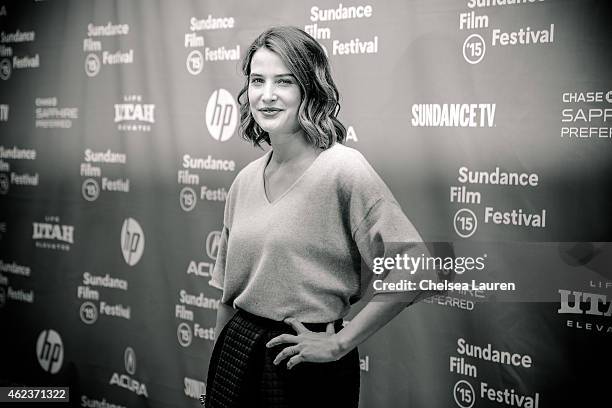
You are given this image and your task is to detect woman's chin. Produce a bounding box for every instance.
[258,123,283,135]
[255,120,301,138]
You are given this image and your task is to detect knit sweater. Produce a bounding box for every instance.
[209,143,424,322]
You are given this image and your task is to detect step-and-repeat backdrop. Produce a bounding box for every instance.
[1,0,611,407]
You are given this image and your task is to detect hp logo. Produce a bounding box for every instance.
[36,329,64,374]
[205,89,237,142]
[121,218,145,266]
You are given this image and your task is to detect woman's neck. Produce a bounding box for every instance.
[268,129,318,166]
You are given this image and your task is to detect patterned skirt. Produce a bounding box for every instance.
[204,309,360,408]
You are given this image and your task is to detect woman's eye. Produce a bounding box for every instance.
[277,79,292,85]
[250,77,263,84]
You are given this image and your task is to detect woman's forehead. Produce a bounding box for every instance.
[250,48,291,75]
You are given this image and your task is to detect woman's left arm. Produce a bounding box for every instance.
[335,299,410,355]
[266,299,411,369]
[268,176,438,368]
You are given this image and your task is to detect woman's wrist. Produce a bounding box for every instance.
[334,330,355,358]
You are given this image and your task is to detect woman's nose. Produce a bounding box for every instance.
[262,82,277,102]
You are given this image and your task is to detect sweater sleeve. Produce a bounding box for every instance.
[342,149,425,268]
[353,198,425,269]
[208,175,238,294]
[335,148,441,303]
[352,195,440,304]
[209,225,229,291]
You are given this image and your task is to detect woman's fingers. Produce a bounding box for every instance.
[268,319,339,368]
[286,353,305,370]
[284,317,309,334]
[272,345,300,365]
[266,333,298,348]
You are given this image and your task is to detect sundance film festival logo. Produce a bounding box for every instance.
[186,50,203,75]
[177,322,193,347]
[180,186,197,212]
[0,29,39,77]
[84,53,100,77]
[0,58,11,80]
[205,89,237,142]
[82,178,100,201]
[83,22,133,77]
[458,6,555,65]
[79,301,98,324]
[109,346,148,397]
[36,329,64,374]
[121,218,144,266]
[463,34,486,65]
[0,29,40,81]
[454,208,478,239]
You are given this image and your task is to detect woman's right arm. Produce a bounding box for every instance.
[210,182,236,344]
[214,300,237,345]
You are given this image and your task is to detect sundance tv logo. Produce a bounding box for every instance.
[411,103,496,127]
[120,218,144,266]
[184,377,206,400]
[36,329,64,374]
[205,89,237,142]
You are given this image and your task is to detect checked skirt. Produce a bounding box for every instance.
[203,309,360,408]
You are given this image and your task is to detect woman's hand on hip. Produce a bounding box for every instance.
[266,318,344,369]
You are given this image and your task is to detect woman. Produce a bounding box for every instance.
[205,26,431,408]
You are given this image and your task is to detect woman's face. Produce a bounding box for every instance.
[248,48,302,137]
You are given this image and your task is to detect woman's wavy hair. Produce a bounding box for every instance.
[237,26,346,148]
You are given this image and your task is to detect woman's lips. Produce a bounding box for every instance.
[258,108,283,117]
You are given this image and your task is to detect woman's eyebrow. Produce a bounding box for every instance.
[250,72,295,78]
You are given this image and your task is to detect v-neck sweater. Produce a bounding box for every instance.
[209,143,423,322]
